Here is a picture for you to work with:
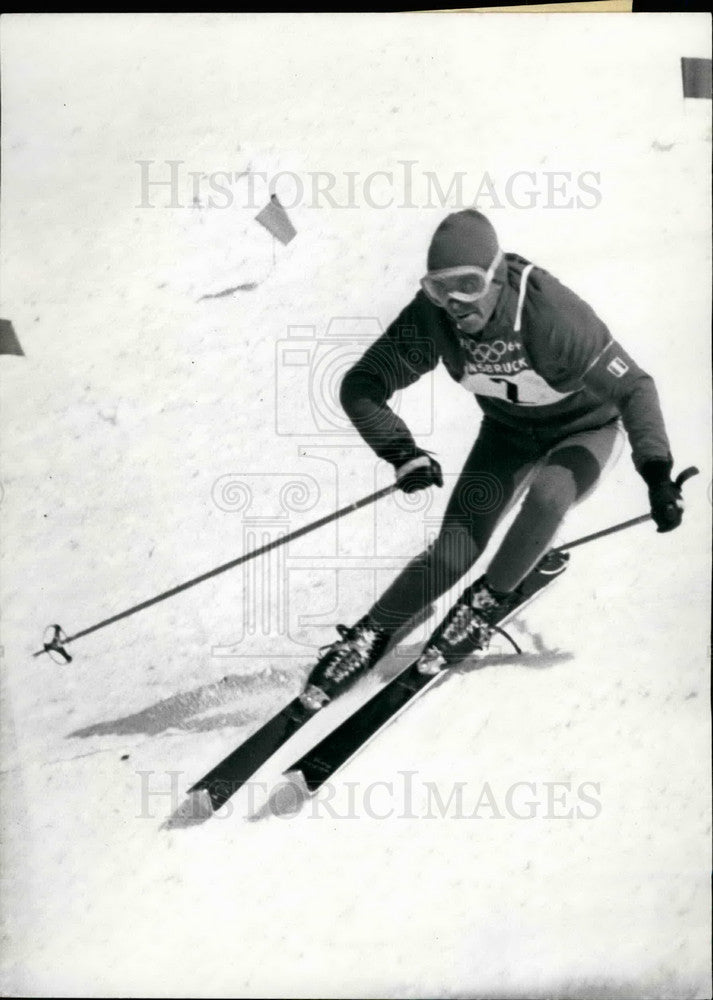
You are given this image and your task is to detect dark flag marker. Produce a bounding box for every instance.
[0,319,24,356]
[681,57,712,100]
[255,194,297,245]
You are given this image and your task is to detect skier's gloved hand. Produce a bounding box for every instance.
[640,459,684,533]
[395,450,443,494]
[649,481,684,533]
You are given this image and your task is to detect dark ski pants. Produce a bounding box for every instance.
[366,416,624,632]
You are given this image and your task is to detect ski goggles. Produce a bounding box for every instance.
[420,248,504,307]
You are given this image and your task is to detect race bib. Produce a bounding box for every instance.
[460,367,573,406]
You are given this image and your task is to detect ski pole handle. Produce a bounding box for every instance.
[673,466,700,491]
[559,465,699,552]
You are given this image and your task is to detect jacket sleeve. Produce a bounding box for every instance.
[578,339,673,472]
[339,293,441,465]
[529,272,673,472]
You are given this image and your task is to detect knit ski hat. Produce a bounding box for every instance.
[427,210,500,271]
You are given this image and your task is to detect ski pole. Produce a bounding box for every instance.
[558,466,699,553]
[34,482,400,663]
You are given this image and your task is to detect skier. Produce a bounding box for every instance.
[300,209,684,710]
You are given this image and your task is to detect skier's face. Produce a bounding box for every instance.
[444,275,503,334]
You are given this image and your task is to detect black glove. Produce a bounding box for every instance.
[394,450,443,494]
[640,460,684,533]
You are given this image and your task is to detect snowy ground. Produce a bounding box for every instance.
[1,12,711,999]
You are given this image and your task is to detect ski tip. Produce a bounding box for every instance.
[282,769,314,802]
[243,771,312,823]
[162,789,216,830]
[189,788,217,819]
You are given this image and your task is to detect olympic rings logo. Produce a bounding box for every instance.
[461,339,511,364]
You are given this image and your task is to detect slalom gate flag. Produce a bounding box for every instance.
[255,195,297,245]
[681,58,712,100]
[0,319,24,356]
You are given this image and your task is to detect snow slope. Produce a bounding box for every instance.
[1,12,710,999]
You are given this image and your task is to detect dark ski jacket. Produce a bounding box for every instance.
[340,253,672,473]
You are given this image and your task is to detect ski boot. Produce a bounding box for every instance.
[300,620,391,711]
[416,576,515,676]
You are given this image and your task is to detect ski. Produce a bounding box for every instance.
[285,549,570,795]
[187,697,316,812]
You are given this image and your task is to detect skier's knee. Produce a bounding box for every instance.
[546,445,602,500]
[527,467,578,517]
